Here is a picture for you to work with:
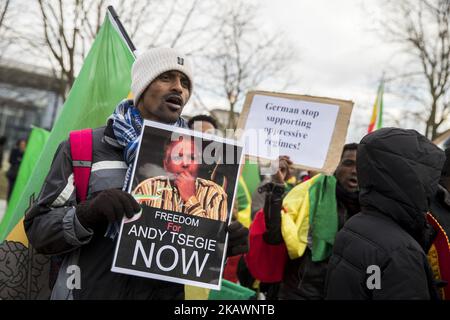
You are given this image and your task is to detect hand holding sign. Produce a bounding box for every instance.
[112,120,244,290]
[271,155,293,184]
[226,220,249,257]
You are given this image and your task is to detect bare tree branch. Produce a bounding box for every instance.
[146,1,177,47]
[197,0,297,129]
[378,0,450,139]
[169,0,198,48]
[0,0,10,31]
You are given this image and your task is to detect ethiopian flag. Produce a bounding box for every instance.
[0,10,135,299]
[367,81,384,133]
[235,160,261,228]
[246,174,338,282]
[281,174,338,262]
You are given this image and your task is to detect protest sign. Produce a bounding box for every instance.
[236,91,353,174]
[112,120,243,290]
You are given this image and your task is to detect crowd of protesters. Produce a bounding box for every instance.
[21,47,450,300]
[235,130,449,300]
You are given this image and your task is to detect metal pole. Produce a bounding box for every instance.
[107,6,136,53]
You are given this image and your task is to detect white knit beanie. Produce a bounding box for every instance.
[131,48,194,106]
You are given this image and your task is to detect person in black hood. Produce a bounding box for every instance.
[325,128,445,300]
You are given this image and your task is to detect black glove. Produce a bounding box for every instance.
[226,220,249,257]
[262,182,284,245]
[76,189,141,229]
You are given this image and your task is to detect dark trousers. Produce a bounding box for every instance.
[7,177,16,201]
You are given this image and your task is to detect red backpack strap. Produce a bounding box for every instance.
[69,128,93,203]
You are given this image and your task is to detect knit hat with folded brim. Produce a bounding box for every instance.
[131,47,194,106]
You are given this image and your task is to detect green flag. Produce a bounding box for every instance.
[185,279,256,300]
[0,11,134,299]
[236,160,261,228]
[376,81,384,130]
[0,12,134,242]
[0,127,50,242]
[208,279,256,300]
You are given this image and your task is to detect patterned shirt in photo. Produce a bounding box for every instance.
[133,176,228,222]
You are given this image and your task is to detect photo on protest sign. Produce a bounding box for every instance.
[236,90,354,174]
[111,120,243,290]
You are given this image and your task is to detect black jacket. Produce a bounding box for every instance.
[326,128,445,300]
[7,147,24,180]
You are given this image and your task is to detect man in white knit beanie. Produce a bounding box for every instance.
[25,47,249,300]
[131,47,194,124]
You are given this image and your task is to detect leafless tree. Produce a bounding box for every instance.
[379,0,450,140]
[0,0,9,31]
[34,0,138,99]
[26,0,204,101]
[35,0,84,99]
[0,0,16,59]
[140,0,200,50]
[196,1,297,129]
[11,0,295,126]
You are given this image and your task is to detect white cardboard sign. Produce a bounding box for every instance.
[237,91,354,174]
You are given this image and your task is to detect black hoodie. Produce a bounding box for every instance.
[325,128,445,300]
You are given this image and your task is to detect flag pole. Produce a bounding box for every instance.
[107,6,137,54]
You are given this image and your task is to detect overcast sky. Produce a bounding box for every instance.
[255,0,412,143]
[180,0,416,143]
[6,0,425,143]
